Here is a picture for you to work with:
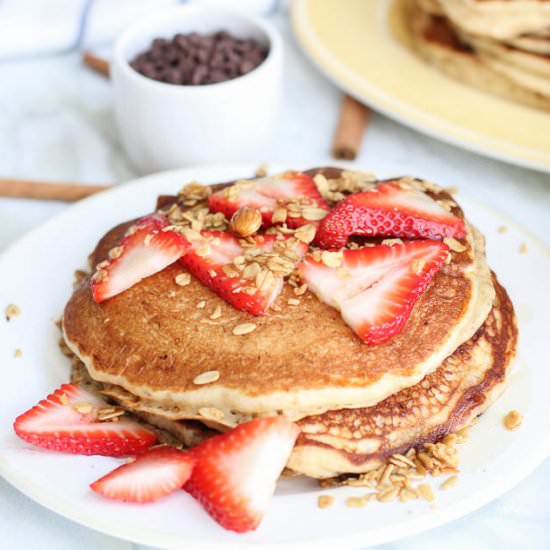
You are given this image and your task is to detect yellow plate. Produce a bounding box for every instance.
[291,0,550,173]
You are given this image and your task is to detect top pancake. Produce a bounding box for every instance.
[63,168,494,421]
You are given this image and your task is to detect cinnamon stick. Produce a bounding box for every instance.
[0,179,109,202]
[83,51,110,78]
[332,94,370,160]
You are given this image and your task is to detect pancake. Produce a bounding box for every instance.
[505,33,550,55]
[398,0,550,111]
[457,30,550,79]
[63,169,494,423]
[436,0,550,41]
[71,361,216,448]
[71,274,516,479]
[289,274,517,478]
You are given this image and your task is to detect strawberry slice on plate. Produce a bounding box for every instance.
[316,181,466,248]
[179,230,307,315]
[298,240,449,345]
[208,172,330,229]
[14,383,157,456]
[91,446,194,503]
[91,213,188,303]
[184,417,300,533]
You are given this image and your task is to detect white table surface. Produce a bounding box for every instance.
[1,11,549,550]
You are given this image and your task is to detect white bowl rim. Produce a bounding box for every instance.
[112,5,283,94]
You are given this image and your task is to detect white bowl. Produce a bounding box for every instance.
[112,7,283,174]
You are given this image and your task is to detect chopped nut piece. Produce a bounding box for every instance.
[287,298,300,306]
[411,259,426,275]
[302,207,328,221]
[503,410,523,431]
[256,269,276,292]
[294,283,308,296]
[437,199,456,212]
[313,173,329,195]
[440,476,458,491]
[377,486,399,502]
[58,393,69,405]
[271,206,287,224]
[381,238,403,247]
[321,250,343,268]
[519,243,528,255]
[294,224,317,244]
[196,300,206,309]
[418,483,435,502]
[210,305,222,320]
[242,262,262,280]
[178,181,211,205]
[193,370,220,385]
[443,237,466,253]
[5,303,21,321]
[198,407,225,421]
[98,410,124,422]
[232,322,257,335]
[108,246,124,259]
[442,433,457,446]
[175,273,191,286]
[345,496,366,508]
[222,265,240,278]
[255,163,268,177]
[73,402,93,415]
[317,494,334,509]
[230,207,263,237]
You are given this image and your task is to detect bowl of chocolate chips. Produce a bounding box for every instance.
[112,6,282,173]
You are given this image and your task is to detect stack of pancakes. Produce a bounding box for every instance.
[63,167,517,479]
[398,0,550,111]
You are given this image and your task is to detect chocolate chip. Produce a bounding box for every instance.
[129,30,268,86]
[191,65,208,85]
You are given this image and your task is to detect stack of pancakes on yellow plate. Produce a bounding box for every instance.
[63,167,517,479]
[397,0,550,111]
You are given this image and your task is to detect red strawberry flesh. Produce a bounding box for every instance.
[91,446,194,503]
[208,172,330,229]
[184,417,299,533]
[179,230,307,315]
[91,213,188,303]
[298,240,450,345]
[14,383,157,457]
[316,181,466,248]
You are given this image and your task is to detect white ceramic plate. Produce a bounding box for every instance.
[291,0,550,174]
[1,163,549,549]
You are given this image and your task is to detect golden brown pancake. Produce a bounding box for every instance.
[438,0,550,41]
[289,275,516,478]
[71,275,516,479]
[63,169,494,422]
[399,0,550,111]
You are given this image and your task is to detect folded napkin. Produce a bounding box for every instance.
[0,0,178,60]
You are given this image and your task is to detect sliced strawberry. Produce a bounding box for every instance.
[179,230,307,315]
[298,240,449,345]
[209,172,330,229]
[91,213,188,303]
[184,417,299,533]
[14,383,157,456]
[316,181,466,248]
[91,446,194,503]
